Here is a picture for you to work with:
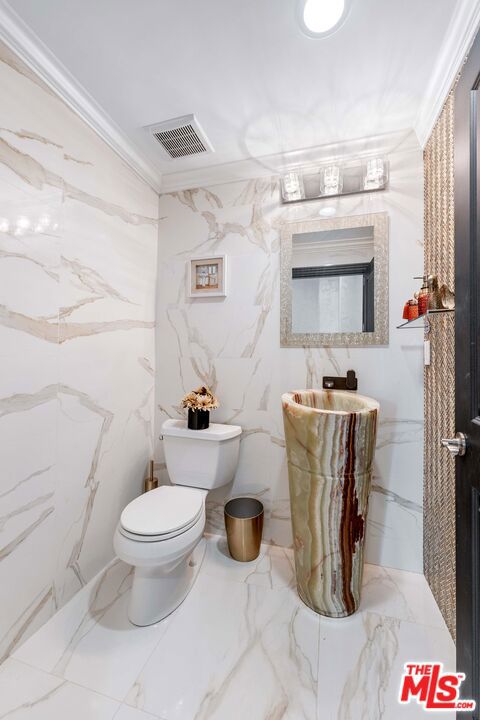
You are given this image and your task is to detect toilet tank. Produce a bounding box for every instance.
[161,420,241,490]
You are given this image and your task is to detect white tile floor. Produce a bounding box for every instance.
[3,536,455,719]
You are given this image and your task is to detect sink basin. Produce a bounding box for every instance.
[282,389,379,618]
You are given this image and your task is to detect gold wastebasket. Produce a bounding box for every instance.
[224,498,264,562]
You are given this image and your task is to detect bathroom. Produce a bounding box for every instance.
[0,0,478,717]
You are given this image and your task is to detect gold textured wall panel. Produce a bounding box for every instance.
[423,90,456,639]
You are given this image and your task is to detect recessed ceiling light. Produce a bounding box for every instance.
[298,0,350,38]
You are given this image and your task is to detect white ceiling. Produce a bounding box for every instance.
[4,0,459,189]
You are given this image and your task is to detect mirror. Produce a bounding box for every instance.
[280,212,388,347]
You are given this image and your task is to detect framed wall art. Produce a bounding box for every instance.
[188,255,227,297]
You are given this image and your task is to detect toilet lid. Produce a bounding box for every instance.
[120,486,204,537]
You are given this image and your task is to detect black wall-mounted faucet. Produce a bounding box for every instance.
[322,370,358,391]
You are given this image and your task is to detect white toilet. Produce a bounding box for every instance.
[114,419,241,626]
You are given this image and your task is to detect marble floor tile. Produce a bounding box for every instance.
[14,541,206,702]
[13,560,132,672]
[384,565,447,629]
[317,610,456,719]
[14,561,166,701]
[7,536,457,720]
[360,563,447,628]
[0,658,119,719]
[202,534,295,589]
[125,572,319,720]
[360,563,406,619]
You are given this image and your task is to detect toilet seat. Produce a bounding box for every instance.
[119,486,205,542]
[119,510,203,542]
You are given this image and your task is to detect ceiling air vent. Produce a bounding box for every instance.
[144,114,214,160]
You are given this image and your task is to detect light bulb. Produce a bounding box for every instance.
[303,0,345,34]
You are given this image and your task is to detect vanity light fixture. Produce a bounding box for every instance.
[281,157,388,204]
[298,0,351,39]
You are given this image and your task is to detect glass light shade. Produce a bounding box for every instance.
[364,158,387,190]
[320,165,342,196]
[282,172,304,201]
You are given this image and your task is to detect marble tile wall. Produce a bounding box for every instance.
[156,136,425,573]
[0,41,158,660]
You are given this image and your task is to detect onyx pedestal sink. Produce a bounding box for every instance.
[282,389,379,618]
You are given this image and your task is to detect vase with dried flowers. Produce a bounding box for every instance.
[181,385,219,430]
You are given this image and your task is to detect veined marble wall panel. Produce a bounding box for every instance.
[0,41,158,660]
[156,146,424,572]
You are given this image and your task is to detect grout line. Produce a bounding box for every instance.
[5,657,122,711]
[112,702,167,720]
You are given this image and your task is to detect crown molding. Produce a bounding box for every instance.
[161,128,420,192]
[0,0,162,192]
[415,0,480,147]
[0,0,426,196]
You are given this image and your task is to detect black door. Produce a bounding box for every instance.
[454,28,480,718]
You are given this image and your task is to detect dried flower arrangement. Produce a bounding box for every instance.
[182,386,219,412]
[182,386,219,430]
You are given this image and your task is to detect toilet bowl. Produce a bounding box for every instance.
[114,420,241,626]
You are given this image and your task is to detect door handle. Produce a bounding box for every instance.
[440,432,467,457]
